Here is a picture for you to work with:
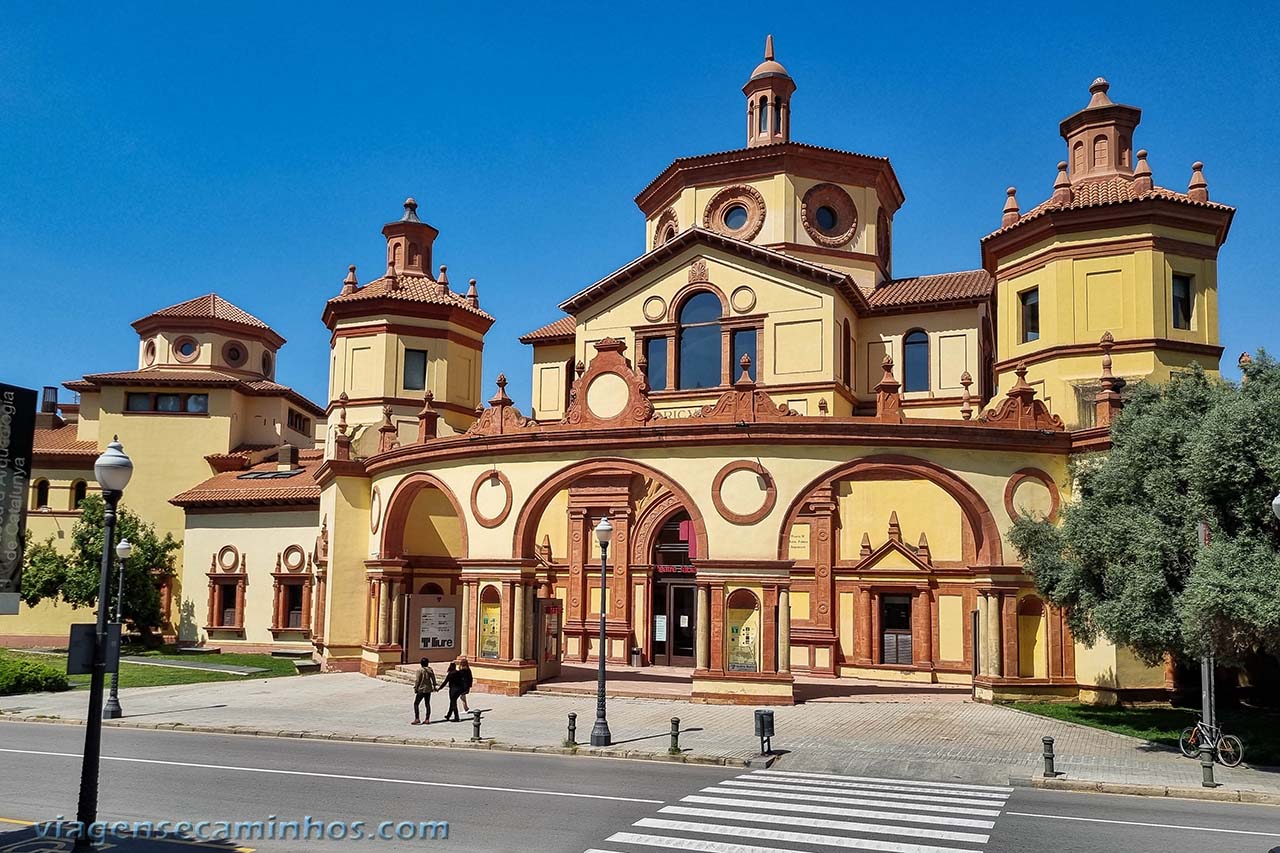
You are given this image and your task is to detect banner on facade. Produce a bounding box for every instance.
[479,600,501,659]
[726,605,760,672]
[0,383,37,616]
[419,606,456,650]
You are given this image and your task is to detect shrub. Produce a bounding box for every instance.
[0,656,71,695]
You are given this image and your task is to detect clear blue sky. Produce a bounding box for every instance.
[3,3,1277,409]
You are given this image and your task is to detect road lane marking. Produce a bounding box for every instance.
[632,818,979,852]
[743,772,1009,800]
[608,834,803,852]
[754,769,1013,793]
[681,794,996,829]
[658,805,990,844]
[1006,810,1280,838]
[700,785,1003,817]
[0,747,662,804]
[719,778,1005,807]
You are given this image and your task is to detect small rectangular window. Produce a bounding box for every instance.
[732,328,757,381]
[186,394,209,413]
[125,393,152,412]
[156,394,182,412]
[404,348,428,391]
[643,338,668,392]
[1172,274,1193,330]
[1020,288,1040,343]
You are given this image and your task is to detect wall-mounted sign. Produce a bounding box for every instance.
[653,614,667,642]
[0,384,36,616]
[479,600,501,659]
[727,605,760,672]
[656,564,696,574]
[788,524,811,562]
[419,606,456,650]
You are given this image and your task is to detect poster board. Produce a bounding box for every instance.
[726,603,760,672]
[405,593,460,663]
[479,598,501,659]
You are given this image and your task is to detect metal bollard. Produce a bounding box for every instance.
[1200,743,1218,788]
[471,709,483,742]
[567,712,577,746]
[1042,736,1056,778]
[669,717,681,754]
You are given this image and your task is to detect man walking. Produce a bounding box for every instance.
[411,657,437,725]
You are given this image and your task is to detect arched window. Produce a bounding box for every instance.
[420,582,444,595]
[758,96,768,134]
[1072,141,1085,174]
[903,330,929,393]
[71,480,87,509]
[842,320,852,387]
[773,98,782,134]
[1092,135,1108,168]
[33,479,50,509]
[408,243,420,266]
[677,292,723,390]
[725,588,761,673]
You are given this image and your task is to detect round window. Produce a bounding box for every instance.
[173,337,200,362]
[261,352,273,376]
[228,347,241,361]
[816,206,839,232]
[178,340,196,357]
[723,204,749,231]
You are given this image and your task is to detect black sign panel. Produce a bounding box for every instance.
[0,383,38,610]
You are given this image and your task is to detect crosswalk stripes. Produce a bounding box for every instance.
[584,768,1013,853]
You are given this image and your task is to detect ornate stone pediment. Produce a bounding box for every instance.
[977,363,1064,431]
[466,374,539,437]
[560,338,655,428]
[677,355,798,423]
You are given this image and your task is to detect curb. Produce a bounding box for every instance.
[1011,774,1280,805]
[0,715,764,768]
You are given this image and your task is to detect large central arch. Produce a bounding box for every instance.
[380,472,470,560]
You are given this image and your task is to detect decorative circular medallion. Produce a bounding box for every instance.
[470,470,513,529]
[370,485,382,534]
[173,336,200,363]
[642,295,668,322]
[653,207,679,248]
[217,545,239,571]
[818,602,829,615]
[585,372,629,420]
[730,286,757,314]
[801,183,858,247]
[143,339,157,367]
[282,544,306,572]
[1003,468,1060,523]
[222,340,248,368]
[711,460,778,525]
[702,185,766,242]
[817,565,829,578]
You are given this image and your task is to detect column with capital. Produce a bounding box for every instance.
[854,586,872,665]
[512,582,526,661]
[778,588,791,674]
[377,578,391,646]
[460,581,472,657]
[695,584,710,670]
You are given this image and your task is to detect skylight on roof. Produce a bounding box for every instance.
[236,469,303,480]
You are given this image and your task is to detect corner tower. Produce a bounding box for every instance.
[321,199,494,457]
[982,79,1235,427]
[744,35,795,147]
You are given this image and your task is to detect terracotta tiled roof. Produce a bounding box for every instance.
[326,274,495,322]
[32,424,97,459]
[866,269,994,310]
[519,315,577,344]
[135,294,274,331]
[982,178,1235,241]
[170,453,322,508]
[68,369,326,418]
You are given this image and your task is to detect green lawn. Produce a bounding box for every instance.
[1,646,297,692]
[1007,701,1280,767]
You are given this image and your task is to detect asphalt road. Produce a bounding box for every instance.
[0,721,1277,852]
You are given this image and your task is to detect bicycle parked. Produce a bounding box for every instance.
[1178,718,1244,767]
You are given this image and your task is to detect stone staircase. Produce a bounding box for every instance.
[379,664,417,686]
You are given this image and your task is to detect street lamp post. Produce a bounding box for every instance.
[103,537,132,720]
[74,437,132,850]
[590,516,613,747]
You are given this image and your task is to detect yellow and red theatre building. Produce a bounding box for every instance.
[9,40,1235,706]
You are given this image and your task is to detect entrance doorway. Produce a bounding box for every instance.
[652,582,696,666]
[880,594,913,665]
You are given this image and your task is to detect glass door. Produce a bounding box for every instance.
[670,585,696,666]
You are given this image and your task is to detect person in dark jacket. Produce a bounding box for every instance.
[411,658,436,725]
[440,656,474,721]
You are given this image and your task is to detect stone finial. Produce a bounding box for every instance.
[1133,150,1153,193]
[1001,187,1020,227]
[340,264,358,296]
[334,392,351,461]
[385,259,399,291]
[489,373,512,406]
[465,278,479,308]
[401,197,421,223]
[735,353,754,386]
[860,532,872,558]
[1094,331,1125,427]
[887,511,902,543]
[417,390,439,443]
[959,370,974,421]
[1087,76,1113,108]
[916,531,931,564]
[377,405,399,453]
[874,354,904,423]
[1052,162,1073,205]
[764,33,775,61]
[1188,161,1209,202]
[818,397,829,415]
[574,359,585,379]
[538,533,553,563]
[437,264,450,295]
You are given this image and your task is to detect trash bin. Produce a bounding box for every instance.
[630,647,642,667]
[754,708,775,738]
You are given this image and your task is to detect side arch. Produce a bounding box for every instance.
[777,454,1004,565]
[512,457,708,559]
[380,472,470,559]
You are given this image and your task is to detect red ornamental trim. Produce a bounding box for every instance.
[370,485,382,534]
[222,339,248,368]
[653,207,679,248]
[702,185,766,242]
[711,460,777,525]
[1003,467,1061,523]
[282,544,306,572]
[471,470,513,529]
[216,544,240,571]
[801,183,859,248]
[173,336,201,364]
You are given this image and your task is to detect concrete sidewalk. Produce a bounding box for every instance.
[3,672,1277,801]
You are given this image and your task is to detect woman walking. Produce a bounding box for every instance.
[440,656,473,721]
